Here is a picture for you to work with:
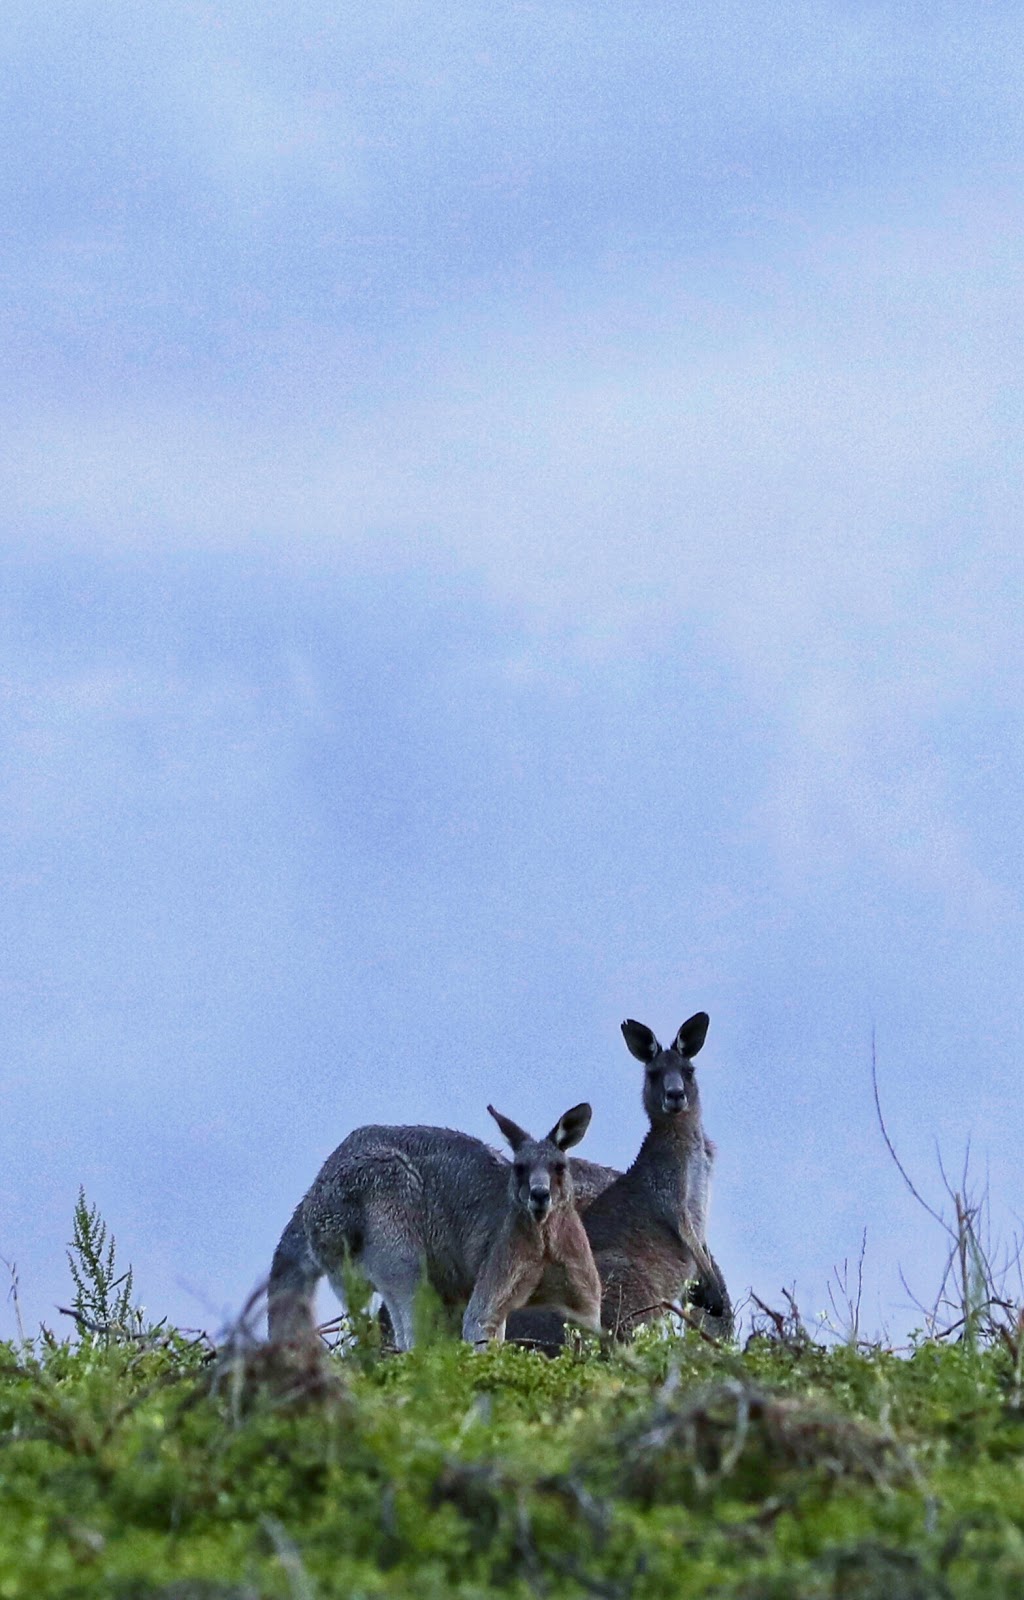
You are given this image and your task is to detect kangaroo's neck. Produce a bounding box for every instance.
[506,1207,551,1265]
[626,1116,701,1189]
[537,1204,577,1260]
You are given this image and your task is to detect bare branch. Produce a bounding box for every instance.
[871,1029,947,1232]
[1,1255,26,1346]
[58,1305,152,1341]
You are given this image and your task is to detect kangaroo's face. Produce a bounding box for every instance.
[512,1142,568,1223]
[487,1102,592,1226]
[645,1050,697,1121]
[621,1011,710,1125]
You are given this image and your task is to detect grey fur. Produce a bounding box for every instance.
[268,1107,601,1351]
[588,1010,719,1337]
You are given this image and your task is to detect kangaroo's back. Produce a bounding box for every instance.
[304,1125,510,1307]
[567,1154,621,1211]
[268,1122,508,1346]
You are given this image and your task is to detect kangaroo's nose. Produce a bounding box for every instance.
[529,1186,551,1216]
[662,1087,688,1114]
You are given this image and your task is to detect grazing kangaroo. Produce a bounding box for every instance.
[509,1010,730,1347]
[268,1103,600,1351]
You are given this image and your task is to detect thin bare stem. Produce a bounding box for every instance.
[870,1029,947,1232]
[1,1256,26,1346]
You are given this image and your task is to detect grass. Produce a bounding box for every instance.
[4,1305,1024,1599]
[6,1128,1024,1600]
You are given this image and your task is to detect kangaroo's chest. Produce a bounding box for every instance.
[585,1140,707,1255]
[645,1165,688,1214]
[532,1257,573,1308]
[630,1160,695,1235]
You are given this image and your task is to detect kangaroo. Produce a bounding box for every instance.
[462,1105,602,1346]
[587,1011,723,1337]
[509,1010,730,1347]
[268,1103,600,1351]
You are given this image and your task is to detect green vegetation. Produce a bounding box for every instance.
[5,1186,1024,1598]
[5,1300,1024,1599]
[65,1188,144,1344]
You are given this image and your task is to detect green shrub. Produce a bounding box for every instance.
[5,1326,1024,1599]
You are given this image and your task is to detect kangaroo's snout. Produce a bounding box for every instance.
[660,1066,689,1115]
[529,1185,552,1220]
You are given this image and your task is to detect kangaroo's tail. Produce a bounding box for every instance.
[267,1203,322,1343]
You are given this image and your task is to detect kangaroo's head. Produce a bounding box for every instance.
[487,1103,592,1224]
[621,1011,709,1127]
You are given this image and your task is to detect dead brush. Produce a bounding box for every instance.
[612,1376,916,1504]
[873,1034,1024,1350]
[745,1287,817,1355]
[203,1285,347,1417]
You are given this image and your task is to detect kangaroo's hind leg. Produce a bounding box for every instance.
[314,1154,427,1352]
[353,1232,425,1352]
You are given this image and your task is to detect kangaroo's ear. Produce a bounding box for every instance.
[621,1019,660,1062]
[673,1011,710,1059]
[548,1102,592,1150]
[487,1105,529,1153]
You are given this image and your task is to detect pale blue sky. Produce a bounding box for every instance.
[2,1,1022,1341]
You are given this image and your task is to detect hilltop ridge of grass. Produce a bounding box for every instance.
[4,1308,1024,1600]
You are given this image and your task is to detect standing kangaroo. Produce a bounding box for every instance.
[268,1103,600,1351]
[509,1010,730,1346]
[587,1011,723,1337]
[462,1105,601,1346]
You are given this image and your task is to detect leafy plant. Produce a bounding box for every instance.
[66,1188,143,1342]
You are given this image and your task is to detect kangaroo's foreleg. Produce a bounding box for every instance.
[463,1231,540,1349]
[676,1212,715,1284]
[547,1213,602,1334]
